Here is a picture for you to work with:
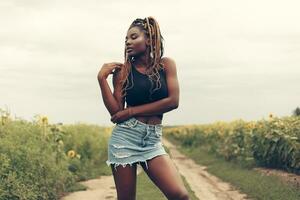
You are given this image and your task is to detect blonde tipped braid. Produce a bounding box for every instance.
[120,16,165,101]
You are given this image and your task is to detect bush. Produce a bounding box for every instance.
[0,120,75,200]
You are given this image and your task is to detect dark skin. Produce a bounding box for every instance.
[97,26,189,200]
[110,26,180,125]
[98,26,180,125]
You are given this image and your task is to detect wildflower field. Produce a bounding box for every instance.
[164,114,300,174]
[1,107,299,199]
[0,108,112,200]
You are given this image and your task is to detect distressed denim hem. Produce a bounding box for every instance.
[106,152,168,172]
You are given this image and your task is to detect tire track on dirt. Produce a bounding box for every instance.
[162,138,253,200]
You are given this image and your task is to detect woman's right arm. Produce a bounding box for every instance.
[97,62,124,116]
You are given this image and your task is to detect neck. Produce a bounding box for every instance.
[132,48,151,68]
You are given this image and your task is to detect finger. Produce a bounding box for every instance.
[113,65,122,70]
[111,62,124,66]
[111,65,123,73]
[110,66,121,74]
[114,117,119,123]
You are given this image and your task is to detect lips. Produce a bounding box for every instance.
[126,47,134,51]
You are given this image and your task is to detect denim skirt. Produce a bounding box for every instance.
[106,116,167,171]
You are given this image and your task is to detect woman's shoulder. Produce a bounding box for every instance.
[161,56,175,63]
[160,57,177,73]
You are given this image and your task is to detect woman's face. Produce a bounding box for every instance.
[125,26,150,57]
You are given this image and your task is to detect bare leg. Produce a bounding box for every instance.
[140,154,189,200]
[110,163,138,200]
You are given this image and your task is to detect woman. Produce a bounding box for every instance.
[97,16,189,200]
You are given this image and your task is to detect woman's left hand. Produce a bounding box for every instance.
[111,107,133,124]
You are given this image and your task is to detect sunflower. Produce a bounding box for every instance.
[67,150,76,158]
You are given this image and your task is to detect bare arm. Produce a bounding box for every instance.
[132,98,176,117]
[112,69,125,111]
[131,57,180,117]
[97,63,124,116]
[98,77,121,116]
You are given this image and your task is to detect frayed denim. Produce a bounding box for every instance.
[106,117,167,171]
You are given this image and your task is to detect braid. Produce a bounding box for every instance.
[120,16,165,101]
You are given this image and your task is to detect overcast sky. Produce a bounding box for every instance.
[1,0,299,126]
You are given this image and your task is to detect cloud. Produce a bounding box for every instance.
[1,0,300,125]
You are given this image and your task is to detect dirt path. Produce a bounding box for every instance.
[162,138,252,200]
[61,138,252,200]
[60,175,117,200]
[61,167,143,200]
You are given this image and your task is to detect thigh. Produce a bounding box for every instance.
[140,154,189,199]
[111,163,138,200]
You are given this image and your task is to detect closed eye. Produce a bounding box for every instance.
[125,33,138,40]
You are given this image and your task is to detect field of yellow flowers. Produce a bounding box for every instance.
[164,114,300,174]
[0,108,112,200]
[1,107,299,199]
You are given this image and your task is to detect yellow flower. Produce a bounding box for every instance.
[67,150,76,158]
[41,116,48,125]
[269,113,273,118]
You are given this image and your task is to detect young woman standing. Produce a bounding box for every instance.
[97,16,189,200]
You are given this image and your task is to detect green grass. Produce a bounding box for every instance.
[181,173,199,200]
[136,167,199,200]
[136,170,167,200]
[167,137,300,200]
[136,144,198,200]
[64,182,88,193]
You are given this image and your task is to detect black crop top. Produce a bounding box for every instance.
[125,63,169,119]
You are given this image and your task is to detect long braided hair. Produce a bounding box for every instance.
[119,16,165,101]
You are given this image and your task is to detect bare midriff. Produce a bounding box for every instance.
[127,105,162,125]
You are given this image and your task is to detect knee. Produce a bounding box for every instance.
[178,192,189,200]
[168,190,189,200]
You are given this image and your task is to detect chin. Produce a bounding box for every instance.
[127,52,134,56]
[129,51,144,58]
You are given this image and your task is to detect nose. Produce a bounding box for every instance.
[125,39,132,47]
[126,42,131,48]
